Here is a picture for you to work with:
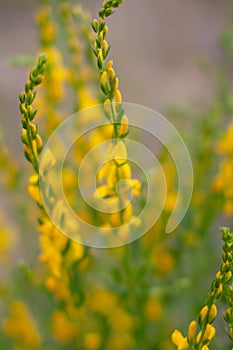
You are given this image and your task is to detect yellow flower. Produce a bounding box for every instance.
[97,161,117,187]
[117,162,131,179]
[78,87,98,109]
[45,276,57,291]
[119,114,128,136]
[107,66,115,78]
[28,183,42,206]
[51,311,78,343]
[144,297,162,321]
[41,47,68,103]
[164,191,177,211]
[209,304,217,323]
[200,305,208,324]
[114,89,122,103]
[108,210,122,227]
[84,332,101,350]
[3,301,41,348]
[216,283,223,296]
[94,184,115,199]
[87,289,117,315]
[101,70,108,86]
[203,324,216,342]
[0,230,8,252]
[109,307,134,331]
[217,124,233,154]
[201,346,209,350]
[171,330,189,350]
[153,246,175,275]
[105,141,127,165]
[41,22,56,42]
[188,320,196,342]
[122,202,133,223]
[65,241,84,266]
[105,60,113,70]
[106,332,134,350]
[104,98,112,116]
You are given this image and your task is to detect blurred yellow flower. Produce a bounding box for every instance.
[51,311,78,343]
[144,297,163,321]
[87,289,117,315]
[84,332,101,350]
[3,301,41,349]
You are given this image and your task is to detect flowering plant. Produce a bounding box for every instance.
[0,1,233,349]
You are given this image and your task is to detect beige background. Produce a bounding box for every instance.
[0,0,233,154]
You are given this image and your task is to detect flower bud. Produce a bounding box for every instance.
[201,346,209,350]
[103,25,109,38]
[223,308,231,323]
[19,91,26,103]
[199,305,208,326]
[203,324,215,342]
[36,134,43,153]
[119,115,128,136]
[108,67,115,79]
[105,60,113,70]
[102,40,109,57]
[104,98,111,117]
[208,304,217,323]
[188,320,196,342]
[100,71,108,86]
[115,89,122,103]
[216,283,223,296]
[91,19,98,32]
[113,77,119,90]
[20,103,27,115]
[29,123,37,138]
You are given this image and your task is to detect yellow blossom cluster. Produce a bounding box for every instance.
[172,227,233,349]
[214,123,233,214]
[172,310,216,350]
[36,6,68,133]
[91,5,141,231]
[3,301,41,350]
[0,213,14,261]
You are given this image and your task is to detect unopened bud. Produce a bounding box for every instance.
[188,320,196,342]
[91,19,98,32]
[103,25,109,38]
[27,105,33,115]
[102,40,109,57]
[36,134,43,152]
[29,123,37,138]
[113,77,119,90]
[114,89,122,103]
[101,71,108,86]
[108,67,115,79]
[104,98,111,116]
[199,305,208,326]
[19,91,26,103]
[20,103,27,115]
[105,60,113,70]
[208,304,217,323]
[119,115,128,136]
[216,283,223,296]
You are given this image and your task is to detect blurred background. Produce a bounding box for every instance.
[1,0,233,154]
